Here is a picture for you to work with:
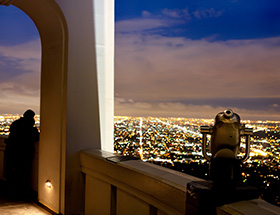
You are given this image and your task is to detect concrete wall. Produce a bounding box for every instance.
[80,149,280,215]
[80,149,204,215]
[56,0,114,213]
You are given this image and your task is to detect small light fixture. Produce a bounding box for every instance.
[45,180,52,188]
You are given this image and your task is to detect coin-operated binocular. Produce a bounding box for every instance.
[200,109,253,184]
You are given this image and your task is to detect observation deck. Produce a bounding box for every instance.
[0,136,280,214]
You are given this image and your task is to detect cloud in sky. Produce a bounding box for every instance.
[161,8,191,19]
[141,10,151,18]
[0,39,41,114]
[1,1,280,121]
[160,8,223,20]
[115,15,280,120]
[115,32,280,99]
[116,18,172,33]
[115,97,280,121]
[192,8,223,19]
[116,7,225,37]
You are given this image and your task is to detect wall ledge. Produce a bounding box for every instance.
[80,149,204,215]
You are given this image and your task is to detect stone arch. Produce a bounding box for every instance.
[1,0,114,213]
[1,0,68,213]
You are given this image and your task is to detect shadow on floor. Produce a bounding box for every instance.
[0,180,51,215]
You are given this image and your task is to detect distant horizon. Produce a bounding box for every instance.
[1,112,280,123]
[114,115,280,122]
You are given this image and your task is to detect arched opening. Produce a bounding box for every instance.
[0,6,40,114]
[0,4,41,200]
[2,0,114,214]
[4,0,68,213]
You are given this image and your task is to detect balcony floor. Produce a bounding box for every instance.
[0,180,51,215]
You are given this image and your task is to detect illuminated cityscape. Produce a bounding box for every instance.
[0,114,279,206]
[114,116,280,207]
[0,114,40,135]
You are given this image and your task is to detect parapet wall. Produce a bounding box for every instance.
[80,149,280,215]
[80,149,204,215]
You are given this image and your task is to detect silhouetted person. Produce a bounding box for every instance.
[5,109,39,198]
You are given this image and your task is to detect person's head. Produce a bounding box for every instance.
[23,109,35,119]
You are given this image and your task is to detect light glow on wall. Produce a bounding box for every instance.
[45,180,52,189]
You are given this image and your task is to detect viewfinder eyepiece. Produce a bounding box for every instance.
[224,109,233,118]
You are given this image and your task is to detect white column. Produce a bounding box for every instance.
[57,0,101,214]
[94,0,115,152]
[56,0,114,213]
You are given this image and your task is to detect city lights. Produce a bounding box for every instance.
[114,116,280,206]
[0,114,279,206]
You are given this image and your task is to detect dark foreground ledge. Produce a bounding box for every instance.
[80,149,280,215]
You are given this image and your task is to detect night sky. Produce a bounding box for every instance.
[1,0,280,120]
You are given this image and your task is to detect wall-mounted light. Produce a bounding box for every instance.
[45,180,52,188]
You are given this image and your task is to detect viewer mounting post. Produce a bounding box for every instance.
[186,109,258,215]
[200,109,253,183]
